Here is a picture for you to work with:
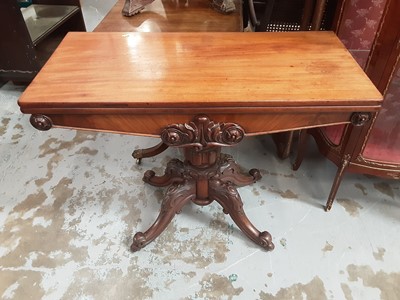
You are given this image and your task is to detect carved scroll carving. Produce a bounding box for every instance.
[350,112,372,126]
[30,114,53,131]
[131,151,274,252]
[160,115,245,148]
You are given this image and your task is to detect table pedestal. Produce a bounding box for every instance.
[130,115,275,251]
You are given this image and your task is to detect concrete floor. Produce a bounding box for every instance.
[1,1,400,299]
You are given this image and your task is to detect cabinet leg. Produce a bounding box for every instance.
[292,129,308,171]
[272,131,295,160]
[325,154,350,211]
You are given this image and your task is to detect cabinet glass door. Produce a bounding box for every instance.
[22,4,79,45]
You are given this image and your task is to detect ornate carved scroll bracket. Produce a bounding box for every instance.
[350,112,372,126]
[30,114,53,131]
[160,115,245,149]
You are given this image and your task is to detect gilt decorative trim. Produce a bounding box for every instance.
[355,154,400,169]
[160,115,245,148]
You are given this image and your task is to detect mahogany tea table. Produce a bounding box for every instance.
[18,31,382,252]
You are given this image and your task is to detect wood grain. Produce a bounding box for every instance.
[19,32,382,110]
[18,31,382,136]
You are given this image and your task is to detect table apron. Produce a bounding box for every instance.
[41,111,366,137]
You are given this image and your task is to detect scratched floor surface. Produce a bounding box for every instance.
[1,2,400,299]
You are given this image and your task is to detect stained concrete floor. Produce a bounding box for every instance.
[1,2,400,299]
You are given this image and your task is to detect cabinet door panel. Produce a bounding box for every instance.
[0,0,39,80]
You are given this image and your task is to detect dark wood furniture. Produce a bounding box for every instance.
[18,31,381,251]
[0,0,85,83]
[293,0,400,211]
[94,0,242,32]
[251,0,333,32]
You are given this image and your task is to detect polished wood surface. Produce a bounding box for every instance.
[19,32,381,136]
[19,32,381,110]
[94,0,242,32]
[18,32,382,137]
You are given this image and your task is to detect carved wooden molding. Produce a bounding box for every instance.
[160,115,245,148]
[30,114,53,131]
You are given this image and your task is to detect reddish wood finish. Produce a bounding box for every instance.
[131,124,273,251]
[19,31,381,249]
[19,32,381,112]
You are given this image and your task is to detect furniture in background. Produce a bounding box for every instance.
[252,0,341,157]
[247,0,337,32]
[18,31,381,251]
[94,0,242,32]
[0,0,86,83]
[293,0,400,211]
[96,0,336,34]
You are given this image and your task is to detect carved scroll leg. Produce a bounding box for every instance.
[143,159,186,187]
[131,182,195,252]
[210,180,274,251]
[292,129,308,171]
[221,168,262,187]
[219,155,262,187]
[325,154,350,211]
[132,142,168,164]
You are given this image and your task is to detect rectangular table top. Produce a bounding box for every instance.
[19,31,382,114]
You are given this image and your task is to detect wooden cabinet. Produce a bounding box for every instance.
[0,0,85,83]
